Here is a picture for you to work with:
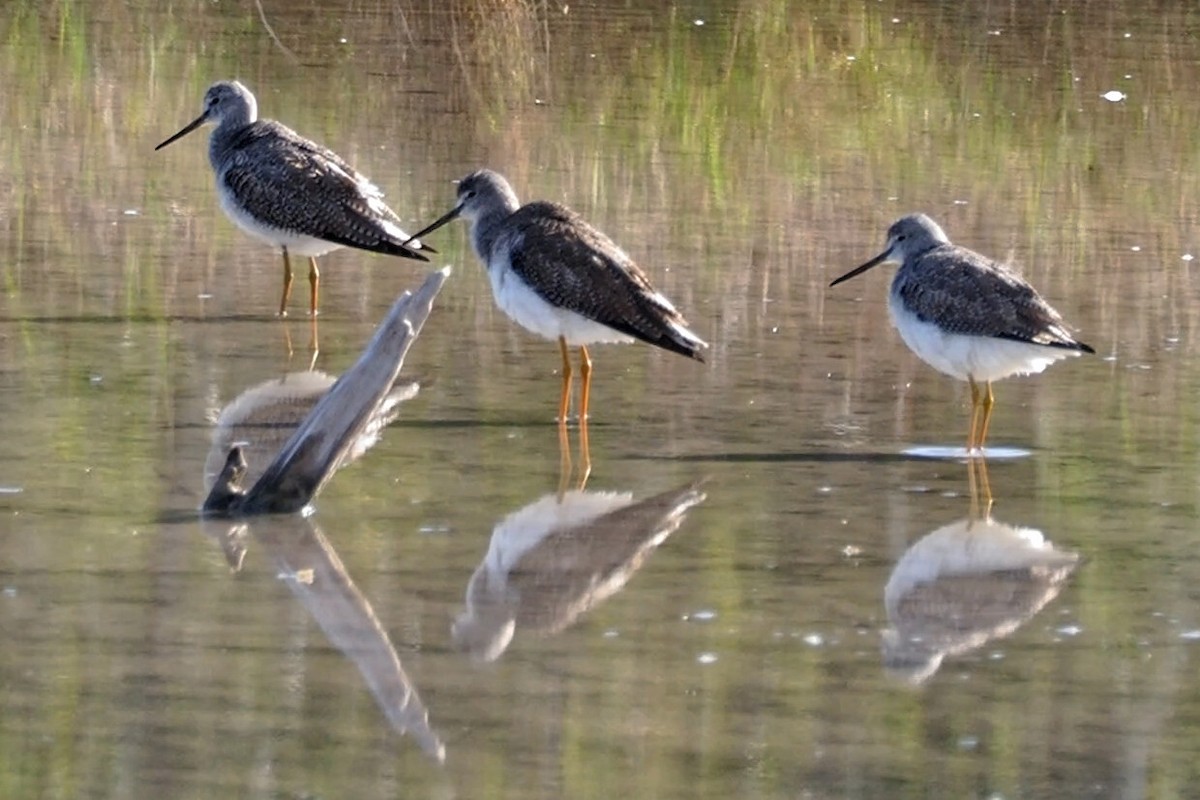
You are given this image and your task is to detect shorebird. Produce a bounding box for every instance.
[155,80,432,316]
[406,169,707,423]
[830,214,1094,453]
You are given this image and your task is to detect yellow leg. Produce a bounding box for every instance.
[278,247,295,317]
[281,319,295,358]
[976,381,996,454]
[967,452,994,519]
[967,377,982,454]
[307,315,320,371]
[578,345,593,423]
[556,416,572,498]
[576,415,592,490]
[977,453,993,514]
[308,257,320,317]
[557,336,573,423]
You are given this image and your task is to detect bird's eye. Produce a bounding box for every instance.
[896,234,907,241]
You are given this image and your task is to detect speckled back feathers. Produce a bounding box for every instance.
[892,245,1099,352]
[450,170,706,361]
[496,201,705,360]
[894,241,1094,353]
[214,120,425,258]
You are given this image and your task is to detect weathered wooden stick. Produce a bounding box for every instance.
[203,267,450,515]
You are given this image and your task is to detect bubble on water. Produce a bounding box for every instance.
[697,652,718,664]
[1056,624,1083,637]
[1101,90,1126,102]
[803,633,824,647]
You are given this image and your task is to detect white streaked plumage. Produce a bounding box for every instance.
[406,169,707,422]
[831,213,1094,452]
[156,79,432,316]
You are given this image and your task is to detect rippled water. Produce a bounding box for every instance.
[2,1,1199,797]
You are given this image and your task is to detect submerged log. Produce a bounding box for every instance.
[203,371,419,494]
[203,267,450,516]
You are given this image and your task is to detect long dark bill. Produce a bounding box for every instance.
[155,113,208,151]
[402,204,464,248]
[829,248,892,287]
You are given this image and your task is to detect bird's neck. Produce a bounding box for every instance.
[208,117,259,168]
[471,202,519,263]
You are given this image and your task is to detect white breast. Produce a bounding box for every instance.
[888,293,1079,383]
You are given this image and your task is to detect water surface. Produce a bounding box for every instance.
[2,1,1199,797]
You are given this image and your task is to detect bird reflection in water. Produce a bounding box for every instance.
[967,453,994,518]
[556,420,592,494]
[454,481,707,662]
[882,465,1079,684]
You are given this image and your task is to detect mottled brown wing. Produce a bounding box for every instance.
[220,122,427,258]
[502,202,694,351]
[896,245,1087,350]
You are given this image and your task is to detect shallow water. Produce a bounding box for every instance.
[2,1,1199,797]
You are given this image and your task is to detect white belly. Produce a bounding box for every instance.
[888,293,1079,382]
[488,262,634,346]
[217,185,343,257]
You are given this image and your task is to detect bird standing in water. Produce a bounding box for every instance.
[156,80,432,316]
[830,214,1094,453]
[407,169,707,424]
